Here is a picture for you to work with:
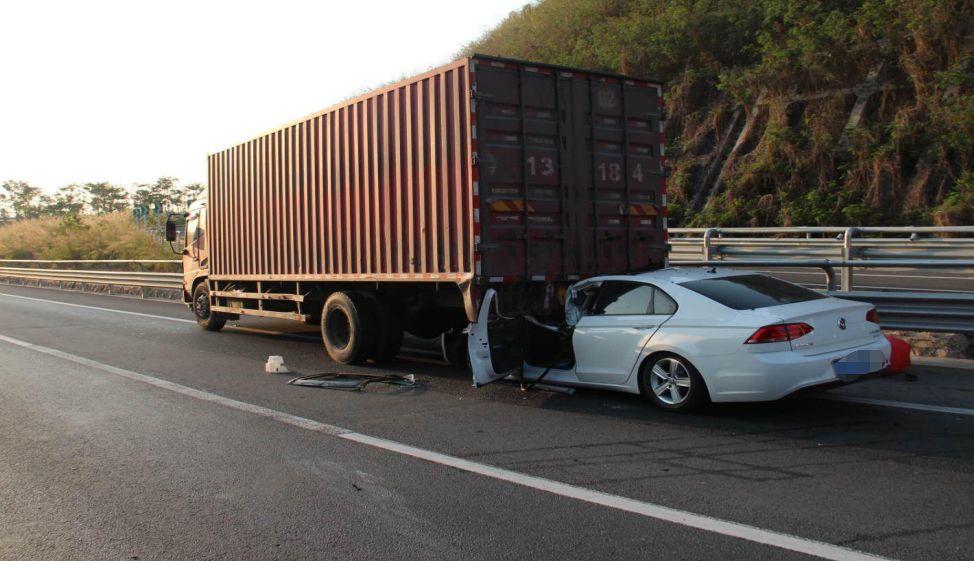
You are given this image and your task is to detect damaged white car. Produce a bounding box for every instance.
[468,268,891,411]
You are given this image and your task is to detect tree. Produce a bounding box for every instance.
[132,176,180,212]
[174,182,204,209]
[45,184,86,216]
[131,176,201,215]
[1,180,45,219]
[85,182,128,214]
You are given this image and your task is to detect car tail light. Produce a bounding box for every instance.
[866,308,879,323]
[745,323,814,344]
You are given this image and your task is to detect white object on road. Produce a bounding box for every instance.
[470,268,892,410]
[265,355,289,374]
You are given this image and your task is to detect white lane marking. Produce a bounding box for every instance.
[0,333,894,561]
[912,357,974,372]
[0,292,313,340]
[0,283,186,304]
[0,290,399,349]
[821,395,974,417]
[0,291,196,324]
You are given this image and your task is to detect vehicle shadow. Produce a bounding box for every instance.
[393,358,974,478]
[221,321,974,474]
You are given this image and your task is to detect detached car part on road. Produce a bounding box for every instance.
[468,268,891,411]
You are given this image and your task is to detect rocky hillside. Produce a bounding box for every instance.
[464,0,974,227]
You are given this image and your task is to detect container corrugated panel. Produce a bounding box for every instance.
[209,58,474,281]
[207,55,665,283]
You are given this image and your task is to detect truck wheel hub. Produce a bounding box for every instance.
[195,293,210,319]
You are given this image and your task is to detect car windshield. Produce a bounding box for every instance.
[679,274,826,310]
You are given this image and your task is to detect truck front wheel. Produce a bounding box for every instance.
[321,292,376,364]
[193,282,227,332]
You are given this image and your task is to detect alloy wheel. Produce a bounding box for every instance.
[649,357,692,405]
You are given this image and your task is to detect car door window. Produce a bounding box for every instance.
[590,281,653,316]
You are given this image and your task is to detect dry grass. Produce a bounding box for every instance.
[0,213,172,261]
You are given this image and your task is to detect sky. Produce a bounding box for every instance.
[0,0,529,192]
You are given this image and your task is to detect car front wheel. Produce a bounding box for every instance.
[640,353,708,412]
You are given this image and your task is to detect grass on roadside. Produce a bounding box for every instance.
[0,213,173,262]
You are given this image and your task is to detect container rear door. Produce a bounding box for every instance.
[473,58,667,281]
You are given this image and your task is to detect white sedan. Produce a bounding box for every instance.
[468,268,891,411]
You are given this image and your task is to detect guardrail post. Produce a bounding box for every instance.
[841,227,858,291]
[703,228,717,261]
[822,265,837,291]
[138,262,146,299]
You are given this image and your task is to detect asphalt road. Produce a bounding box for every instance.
[1,284,973,561]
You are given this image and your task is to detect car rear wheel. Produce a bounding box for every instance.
[640,353,708,412]
[193,282,227,332]
[321,292,377,364]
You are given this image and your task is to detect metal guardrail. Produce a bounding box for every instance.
[669,226,973,333]
[669,260,974,333]
[0,260,183,298]
[0,253,971,333]
[0,259,181,265]
[669,259,974,292]
[670,226,974,292]
[826,290,974,334]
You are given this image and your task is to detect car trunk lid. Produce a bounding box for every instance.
[755,298,880,356]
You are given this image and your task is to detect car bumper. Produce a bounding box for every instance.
[698,336,892,403]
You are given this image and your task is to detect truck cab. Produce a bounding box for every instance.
[166,195,209,304]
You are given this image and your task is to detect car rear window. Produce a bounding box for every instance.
[679,274,826,310]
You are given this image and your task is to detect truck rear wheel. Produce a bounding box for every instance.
[321,292,377,364]
[193,282,227,332]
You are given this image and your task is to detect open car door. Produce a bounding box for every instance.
[467,289,528,387]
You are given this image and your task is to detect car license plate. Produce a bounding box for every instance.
[832,349,886,377]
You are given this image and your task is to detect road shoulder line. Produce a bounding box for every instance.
[820,394,974,416]
[0,332,894,561]
[912,356,974,371]
[0,291,195,324]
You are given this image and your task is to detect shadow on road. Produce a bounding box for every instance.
[219,317,974,474]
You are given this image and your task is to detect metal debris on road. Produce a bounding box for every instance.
[287,372,417,391]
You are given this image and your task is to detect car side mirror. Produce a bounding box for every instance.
[164,216,177,242]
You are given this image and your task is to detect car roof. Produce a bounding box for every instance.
[587,267,756,287]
